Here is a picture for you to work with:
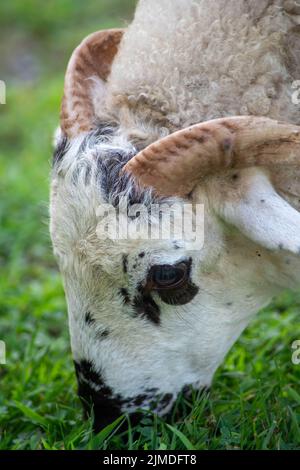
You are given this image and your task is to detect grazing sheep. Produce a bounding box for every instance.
[50,0,300,431]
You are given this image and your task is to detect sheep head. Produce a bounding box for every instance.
[51,7,300,431]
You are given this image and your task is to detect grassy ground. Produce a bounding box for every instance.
[1,0,300,451]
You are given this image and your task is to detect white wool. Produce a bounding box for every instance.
[107,0,300,140]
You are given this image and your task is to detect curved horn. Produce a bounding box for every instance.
[123,116,300,196]
[61,28,124,138]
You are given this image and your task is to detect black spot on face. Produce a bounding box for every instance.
[95,144,156,207]
[52,135,69,166]
[260,199,265,203]
[74,360,206,433]
[124,388,172,413]
[85,311,95,325]
[56,124,163,210]
[75,359,104,387]
[119,288,130,304]
[133,394,148,407]
[74,360,168,432]
[78,123,117,156]
[232,173,239,181]
[122,255,128,274]
[157,393,173,410]
[133,288,161,325]
[96,328,110,339]
[226,302,233,307]
[85,313,109,338]
[74,360,124,432]
[139,252,145,258]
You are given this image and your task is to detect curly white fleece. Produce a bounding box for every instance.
[106,0,300,138]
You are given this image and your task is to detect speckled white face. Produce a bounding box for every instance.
[50,0,300,432]
[50,127,300,431]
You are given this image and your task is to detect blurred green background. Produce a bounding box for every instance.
[0,0,300,450]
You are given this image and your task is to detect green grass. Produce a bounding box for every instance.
[1,0,300,451]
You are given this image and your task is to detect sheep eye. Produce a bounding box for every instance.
[149,262,188,290]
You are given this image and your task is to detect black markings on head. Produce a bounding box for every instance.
[97,148,139,206]
[74,360,204,432]
[74,360,124,432]
[123,387,172,413]
[133,394,149,407]
[85,311,95,325]
[156,393,173,413]
[133,287,161,325]
[260,199,265,203]
[138,252,145,258]
[231,173,239,181]
[52,135,69,166]
[96,328,110,339]
[52,124,164,212]
[226,302,233,307]
[75,359,104,386]
[119,288,130,304]
[122,255,128,274]
[78,122,117,155]
[85,312,109,338]
[90,127,158,207]
[74,360,168,432]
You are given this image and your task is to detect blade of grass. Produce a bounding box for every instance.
[165,424,195,450]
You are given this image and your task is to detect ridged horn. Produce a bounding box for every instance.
[61,28,124,138]
[123,116,300,196]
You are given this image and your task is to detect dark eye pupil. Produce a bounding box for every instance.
[154,266,177,284]
[151,263,187,289]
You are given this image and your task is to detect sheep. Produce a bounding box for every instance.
[50,0,300,431]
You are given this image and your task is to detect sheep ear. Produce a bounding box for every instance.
[215,169,300,255]
[61,29,124,138]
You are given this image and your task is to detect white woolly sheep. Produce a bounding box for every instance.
[50,0,300,431]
